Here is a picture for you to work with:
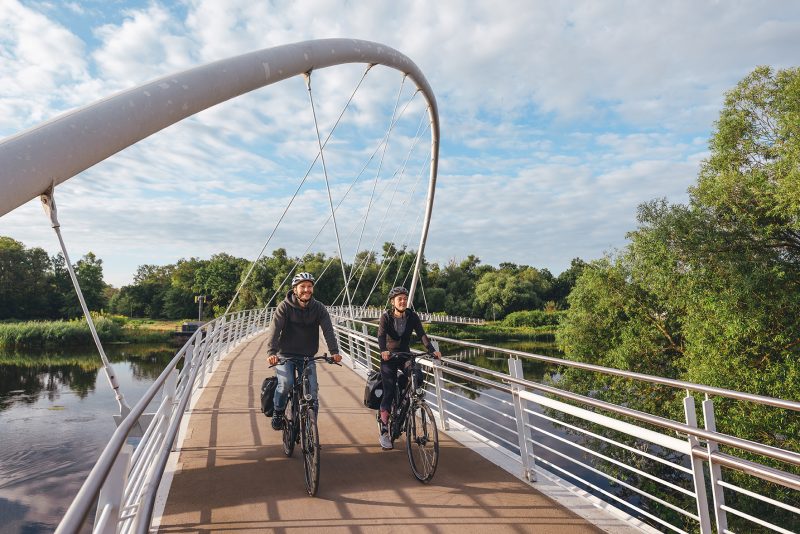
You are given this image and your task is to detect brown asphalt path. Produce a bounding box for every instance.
[157,332,603,533]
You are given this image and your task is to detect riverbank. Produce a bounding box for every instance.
[0,316,177,349]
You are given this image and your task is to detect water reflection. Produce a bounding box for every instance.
[0,343,174,533]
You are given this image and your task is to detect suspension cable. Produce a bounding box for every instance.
[40,185,131,417]
[418,273,430,313]
[304,71,353,314]
[352,127,429,304]
[223,64,374,315]
[344,75,406,288]
[361,197,427,307]
[312,89,424,288]
[347,108,428,300]
[264,101,417,310]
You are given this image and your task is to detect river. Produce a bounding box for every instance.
[0,343,175,534]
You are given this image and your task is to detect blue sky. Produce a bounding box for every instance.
[2,0,800,287]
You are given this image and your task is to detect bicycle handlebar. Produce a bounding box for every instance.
[269,353,341,368]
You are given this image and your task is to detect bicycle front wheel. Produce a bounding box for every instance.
[301,409,321,496]
[405,401,439,482]
[282,396,297,457]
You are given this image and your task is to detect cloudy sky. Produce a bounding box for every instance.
[1,0,799,288]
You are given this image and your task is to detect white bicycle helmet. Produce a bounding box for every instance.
[291,272,315,287]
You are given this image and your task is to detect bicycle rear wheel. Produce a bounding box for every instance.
[282,395,297,457]
[405,400,439,482]
[301,409,321,496]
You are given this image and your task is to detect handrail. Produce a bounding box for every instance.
[329,312,800,533]
[55,308,271,534]
[54,331,198,533]
[335,314,800,413]
[434,357,800,473]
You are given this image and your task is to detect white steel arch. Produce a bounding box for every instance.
[0,38,439,302]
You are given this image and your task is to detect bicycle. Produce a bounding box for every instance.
[270,353,340,496]
[379,350,440,482]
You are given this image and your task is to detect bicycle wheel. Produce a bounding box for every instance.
[282,395,297,457]
[405,400,439,482]
[301,409,321,496]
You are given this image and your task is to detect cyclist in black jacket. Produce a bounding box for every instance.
[266,272,342,430]
[376,286,440,449]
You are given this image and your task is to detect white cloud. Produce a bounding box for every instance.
[2,0,800,286]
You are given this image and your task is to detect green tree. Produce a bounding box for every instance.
[196,253,247,315]
[557,66,800,529]
[0,237,54,319]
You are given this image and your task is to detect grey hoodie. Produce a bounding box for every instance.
[266,291,339,357]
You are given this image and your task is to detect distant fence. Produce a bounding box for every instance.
[327,305,485,324]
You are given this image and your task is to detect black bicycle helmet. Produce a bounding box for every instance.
[388,286,409,299]
[291,272,315,287]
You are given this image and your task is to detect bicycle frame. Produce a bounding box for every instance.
[273,354,337,495]
[382,351,440,482]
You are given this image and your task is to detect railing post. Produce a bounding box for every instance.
[432,357,448,431]
[93,443,132,534]
[684,393,713,534]
[702,397,728,533]
[360,323,370,370]
[509,357,536,482]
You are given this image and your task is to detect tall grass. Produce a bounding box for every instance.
[0,314,176,349]
[0,316,124,349]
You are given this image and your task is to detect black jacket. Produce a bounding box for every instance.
[377,308,434,354]
[266,292,339,357]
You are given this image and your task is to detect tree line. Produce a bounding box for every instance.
[0,238,586,322]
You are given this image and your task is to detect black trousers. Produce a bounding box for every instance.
[379,357,422,413]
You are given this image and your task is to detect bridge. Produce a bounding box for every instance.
[1,39,798,534]
[48,308,800,534]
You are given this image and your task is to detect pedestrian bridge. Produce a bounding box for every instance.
[1,38,798,534]
[153,329,610,533]
[54,308,800,534]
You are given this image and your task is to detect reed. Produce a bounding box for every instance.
[0,316,123,349]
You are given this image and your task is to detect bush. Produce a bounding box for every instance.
[502,310,565,328]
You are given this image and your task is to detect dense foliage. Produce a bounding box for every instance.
[0,237,109,320]
[557,66,800,530]
[0,236,584,321]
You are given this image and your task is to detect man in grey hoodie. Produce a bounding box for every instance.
[266,271,342,430]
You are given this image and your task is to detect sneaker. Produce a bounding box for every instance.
[379,432,393,450]
[271,413,284,431]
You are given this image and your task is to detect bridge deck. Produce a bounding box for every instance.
[156,333,604,533]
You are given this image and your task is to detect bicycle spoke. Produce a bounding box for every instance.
[302,410,321,496]
[406,401,439,482]
[282,395,297,457]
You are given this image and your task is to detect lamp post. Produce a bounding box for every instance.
[195,295,207,321]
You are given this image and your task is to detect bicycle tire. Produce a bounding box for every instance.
[301,409,321,496]
[405,400,439,482]
[282,395,297,457]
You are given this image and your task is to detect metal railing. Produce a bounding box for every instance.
[57,308,799,533]
[330,314,800,534]
[327,305,485,324]
[54,307,272,534]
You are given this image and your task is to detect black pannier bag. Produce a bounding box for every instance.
[260,376,278,416]
[363,370,383,409]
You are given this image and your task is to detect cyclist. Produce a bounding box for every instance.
[376,286,441,449]
[266,272,342,431]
